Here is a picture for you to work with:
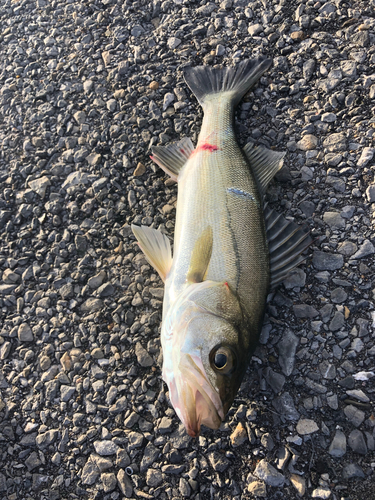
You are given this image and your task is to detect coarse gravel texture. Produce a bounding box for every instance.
[0,0,375,499]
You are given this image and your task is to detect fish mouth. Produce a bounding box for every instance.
[177,353,224,437]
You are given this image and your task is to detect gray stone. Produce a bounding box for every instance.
[60,385,76,402]
[297,134,318,151]
[162,464,186,474]
[323,133,347,152]
[348,430,367,455]
[135,342,153,367]
[97,283,115,297]
[329,312,345,332]
[93,440,120,456]
[18,323,33,342]
[36,429,59,449]
[101,472,117,493]
[254,459,285,487]
[283,268,306,289]
[366,184,375,203]
[275,446,291,470]
[312,487,332,499]
[323,212,345,229]
[296,418,319,435]
[340,206,355,219]
[261,433,275,451]
[25,451,42,471]
[28,176,51,198]
[278,329,299,376]
[313,251,343,270]
[248,23,263,36]
[109,396,127,414]
[293,304,319,318]
[73,110,86,124]
[179,477,191,497]
[80,298,103,313]
[146,468,163,487]
[319,360,336,379]
[328,430,346,457]
[248,480,267,497]
[346,389,369,403]
[208,451,230,472]
[272,392,300,420]
[117,469,133,497]
[327,394,338,409]
[167,37,181,49]
[331,288,347,303]
[0,284,17,295]
[127,431,144,450]
[140,443,160,473]
[62,171,89,189]
[337,241,357,256]
[299,200,315,217]
[59,283,73,299]
[357,147,374,167]
[351,240,375,259]
[263,367,285,393]
[343,405,365,427]
[159,416,173,434]
[88,271,107,289]
[326,176,346,192]
[342,463,365,479]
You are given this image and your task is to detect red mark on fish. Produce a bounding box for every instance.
[198,143,219,153]
[192,143,219,155]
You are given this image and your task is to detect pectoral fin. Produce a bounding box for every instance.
[186,226,213,283]
[243,141,285,196]
[131,225,172,281]
[151,137,194,181]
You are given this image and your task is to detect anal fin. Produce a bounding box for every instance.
[151,137,194,182]
[131,225,172,282]
[243,141,285,197]
[265,205,313,288]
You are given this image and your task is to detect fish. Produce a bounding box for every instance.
[132,58,312,437]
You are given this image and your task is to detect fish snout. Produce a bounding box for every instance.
[177,354,224,436]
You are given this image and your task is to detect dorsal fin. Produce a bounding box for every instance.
[151,137,194,181]
[243,141,285,196]
[186,226,213,283]
[264,205,313,288]
[131,225,172,281]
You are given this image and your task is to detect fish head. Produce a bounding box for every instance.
[161,281,248,437]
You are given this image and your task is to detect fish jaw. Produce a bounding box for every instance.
[165,350,224,437]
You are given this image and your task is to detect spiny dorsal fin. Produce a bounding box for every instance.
[243,141,285,196]
[151,137,194,182]
[131,225,172,282]
[186,226,213,283]
[264,205,313,288]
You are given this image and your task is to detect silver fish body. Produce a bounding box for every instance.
[132,59,312,436]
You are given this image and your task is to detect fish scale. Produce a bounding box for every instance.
[171,101,268,325]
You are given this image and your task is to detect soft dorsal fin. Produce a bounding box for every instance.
[151,137,194,181]
[131,225,172,282]
[186,226,213,283]
[264,205,313,288]
[243,141,285,196]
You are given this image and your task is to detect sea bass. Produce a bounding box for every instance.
[132,58,312,437]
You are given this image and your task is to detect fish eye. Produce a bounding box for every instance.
[211,346,235,374]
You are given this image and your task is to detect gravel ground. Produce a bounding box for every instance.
[0,0,375,499]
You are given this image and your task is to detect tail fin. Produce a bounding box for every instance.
[183,57,272,108]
